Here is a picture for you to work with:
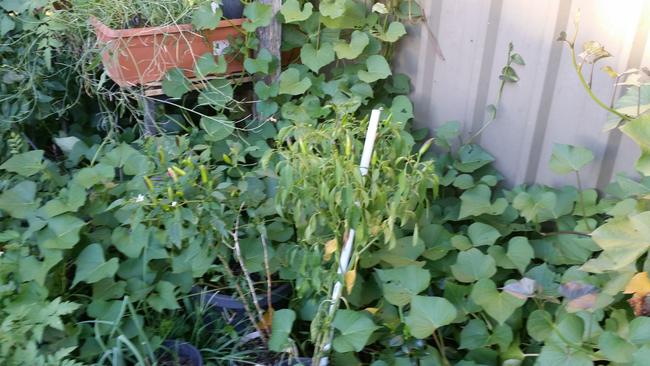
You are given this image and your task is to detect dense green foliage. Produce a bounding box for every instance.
[0,1,83,143]
[1,1,650,365]
[162,0,420,144]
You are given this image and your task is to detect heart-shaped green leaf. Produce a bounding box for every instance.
[256,100,279,118]
[320,0,365,29]
[515,193,555,225]
[279,68,312,95]
[507,237,534,273]
[629,317,650,344]
[538,343,592,366]
[198,79,233,109]
[38,182,86,218]
[451,248,496,283]
[243,1,273,32]
[73,164,115,188]
[459,319,490,349]
[435,121,461,150]
[526,309,553,342]
[254,81,279,100]
[459,184,508,218]
[0,150,44,177]
[549,143,594,174]
[244,48,273,75]
[281,0,313,22]
[73,243,119,286]
[0,181,38,219]
[112,225,148,258]
[589,211,650,270]
[404,295,457,339]
[334,30,369,59]
[620,114,650,175]
[332,309,378,352]
[597,331,635,363]
[470,279,526,324]
[268,309,296,352]
[194,53,227,77]
[200,115,235,141]
[358,55,392,83]
[467,222,500,246]
[40,215,86,249]
[454,144,495,172]
[374,21,407,43]
[376,265,430,306]
[162,68,191,98]
[0,15,14,37]
[147,281,180,312]
[101,143,153,175]
[390,95,414,122]
[192,3,223,30]
[300,43,335,73]
[320,0,346,18]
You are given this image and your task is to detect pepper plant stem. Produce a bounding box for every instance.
[318,109,382,364]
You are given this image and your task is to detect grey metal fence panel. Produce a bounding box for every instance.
[395,0,650,189]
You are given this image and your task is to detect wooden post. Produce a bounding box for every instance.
[253,0,282,121]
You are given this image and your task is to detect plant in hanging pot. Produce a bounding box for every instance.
[86,0,247,87]
[266,111,439,363]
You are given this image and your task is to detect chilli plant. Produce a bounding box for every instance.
[264,112,438,362]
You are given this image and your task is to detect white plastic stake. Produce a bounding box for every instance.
[321,109,382,361]
[359,109,381,176]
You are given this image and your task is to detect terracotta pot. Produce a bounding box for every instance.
[90,17,245,87]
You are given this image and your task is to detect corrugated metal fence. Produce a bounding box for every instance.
[395,0,650,189]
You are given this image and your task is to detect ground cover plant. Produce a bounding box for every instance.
[1,1,650,366]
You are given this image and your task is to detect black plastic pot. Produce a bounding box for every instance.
[275,357,312,366]
[229,332,311,366]
[192,283,292,330]
[221,0,245,19]
[158,340,203,366]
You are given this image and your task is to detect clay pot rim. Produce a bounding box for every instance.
[89,16,245,40]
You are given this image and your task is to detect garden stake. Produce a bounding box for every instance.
[319,109,382,364]
[142,96,157,136]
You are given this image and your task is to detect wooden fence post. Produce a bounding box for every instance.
[253,0,282,121]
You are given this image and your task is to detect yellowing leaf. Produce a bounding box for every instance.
[324,238,338,261]
[345,269,356,293]
[579,40,611,64]
[625,272,650,296]
[602,66,619,79]
[259,308,274,331]
[364,307,379,315]
[372,3,388,14]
